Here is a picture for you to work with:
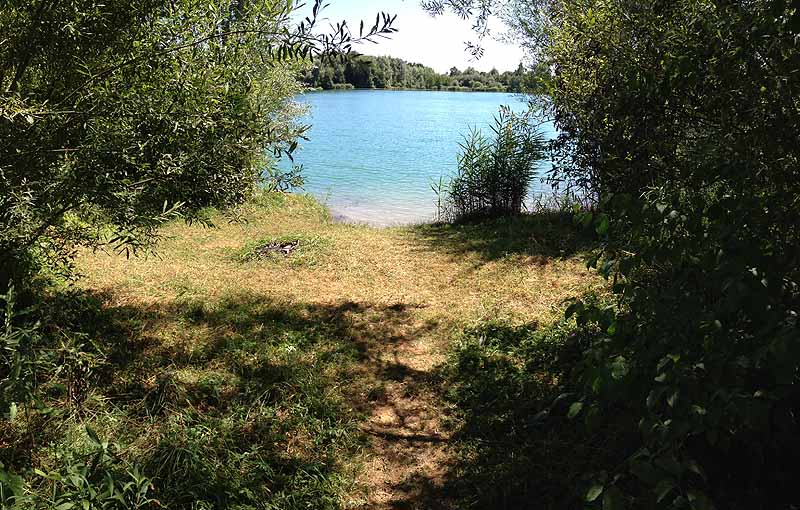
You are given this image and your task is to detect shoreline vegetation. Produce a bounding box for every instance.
[303,85,516,93]
[301,52,549,94]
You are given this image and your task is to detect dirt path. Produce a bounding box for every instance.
[355,325,453,509]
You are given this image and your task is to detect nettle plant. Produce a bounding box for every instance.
[0,286,41,422]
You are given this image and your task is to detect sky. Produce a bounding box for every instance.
[295,0,526,74]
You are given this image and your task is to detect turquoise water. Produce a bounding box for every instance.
[282,90,555,226]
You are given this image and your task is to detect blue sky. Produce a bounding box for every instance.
[296,0,525,73]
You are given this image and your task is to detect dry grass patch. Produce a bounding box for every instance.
[66,192,603,509]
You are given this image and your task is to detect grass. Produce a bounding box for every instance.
[431,314,637,509]
[2,192,603,509]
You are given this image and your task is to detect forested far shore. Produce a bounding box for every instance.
[301,53,549,93]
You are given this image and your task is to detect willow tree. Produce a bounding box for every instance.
[0,0,395,290]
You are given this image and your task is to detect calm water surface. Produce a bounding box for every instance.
[282,90,555,226]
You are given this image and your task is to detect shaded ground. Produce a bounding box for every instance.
[69,193,601,509]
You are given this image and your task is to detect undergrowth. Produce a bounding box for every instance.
[438,305,636,509]
[1,193,601,509]
[0,286,364,509]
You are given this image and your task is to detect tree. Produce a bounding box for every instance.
[300,53,536,92]
[0,0,396,291]
[319,66,335,89]
[428,0,800,507]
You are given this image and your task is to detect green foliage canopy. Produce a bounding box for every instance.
[302,53,549,93]
[0,0,395,288]
[431,0,800,507]
[552,1,800,507]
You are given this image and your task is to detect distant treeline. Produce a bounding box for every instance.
[302,53,548,93]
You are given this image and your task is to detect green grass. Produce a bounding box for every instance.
[432,312,635,509]
[1,192,601,509]
[0,289,366,509]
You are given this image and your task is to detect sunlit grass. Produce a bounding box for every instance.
[50,191,604,508]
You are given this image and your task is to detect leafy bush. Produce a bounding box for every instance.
[0,286,41,421]
[29,428,155,510]
[544,1,800,508]
[435,107,546,222]
[0,0,396,290]
[439,312,635,508]
[429,0,800,507]
[1,425,154,509]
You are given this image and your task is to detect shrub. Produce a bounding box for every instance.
[435,107,546,222]
[439,311,635,508]
[546,1,800,507]
[0,286,41,421]
[427,0,800,507]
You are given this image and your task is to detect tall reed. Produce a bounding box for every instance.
[436,106,547,222]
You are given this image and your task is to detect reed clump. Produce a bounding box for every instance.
[434,106,547,223]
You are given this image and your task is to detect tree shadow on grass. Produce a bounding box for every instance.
[408,210,596,265]
[20,287,635,509]
[393,320,637,510]
[11,287,445,509]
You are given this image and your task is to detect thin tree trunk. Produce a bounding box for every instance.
[7,0,53,93]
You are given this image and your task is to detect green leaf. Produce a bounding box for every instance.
[630,459,659,485]
[595,214,610,235]
[655,479,675,502]
[667,390,679,407]
[586,484,604,502]
[686,459,706,480]
[568,401,583,419]
[566,301,583,319]
[86,425,100,445]
[602,486,626,510]
[688,489,716,510]
[611,356,628,380]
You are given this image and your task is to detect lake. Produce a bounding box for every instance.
[280,89,556,226]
